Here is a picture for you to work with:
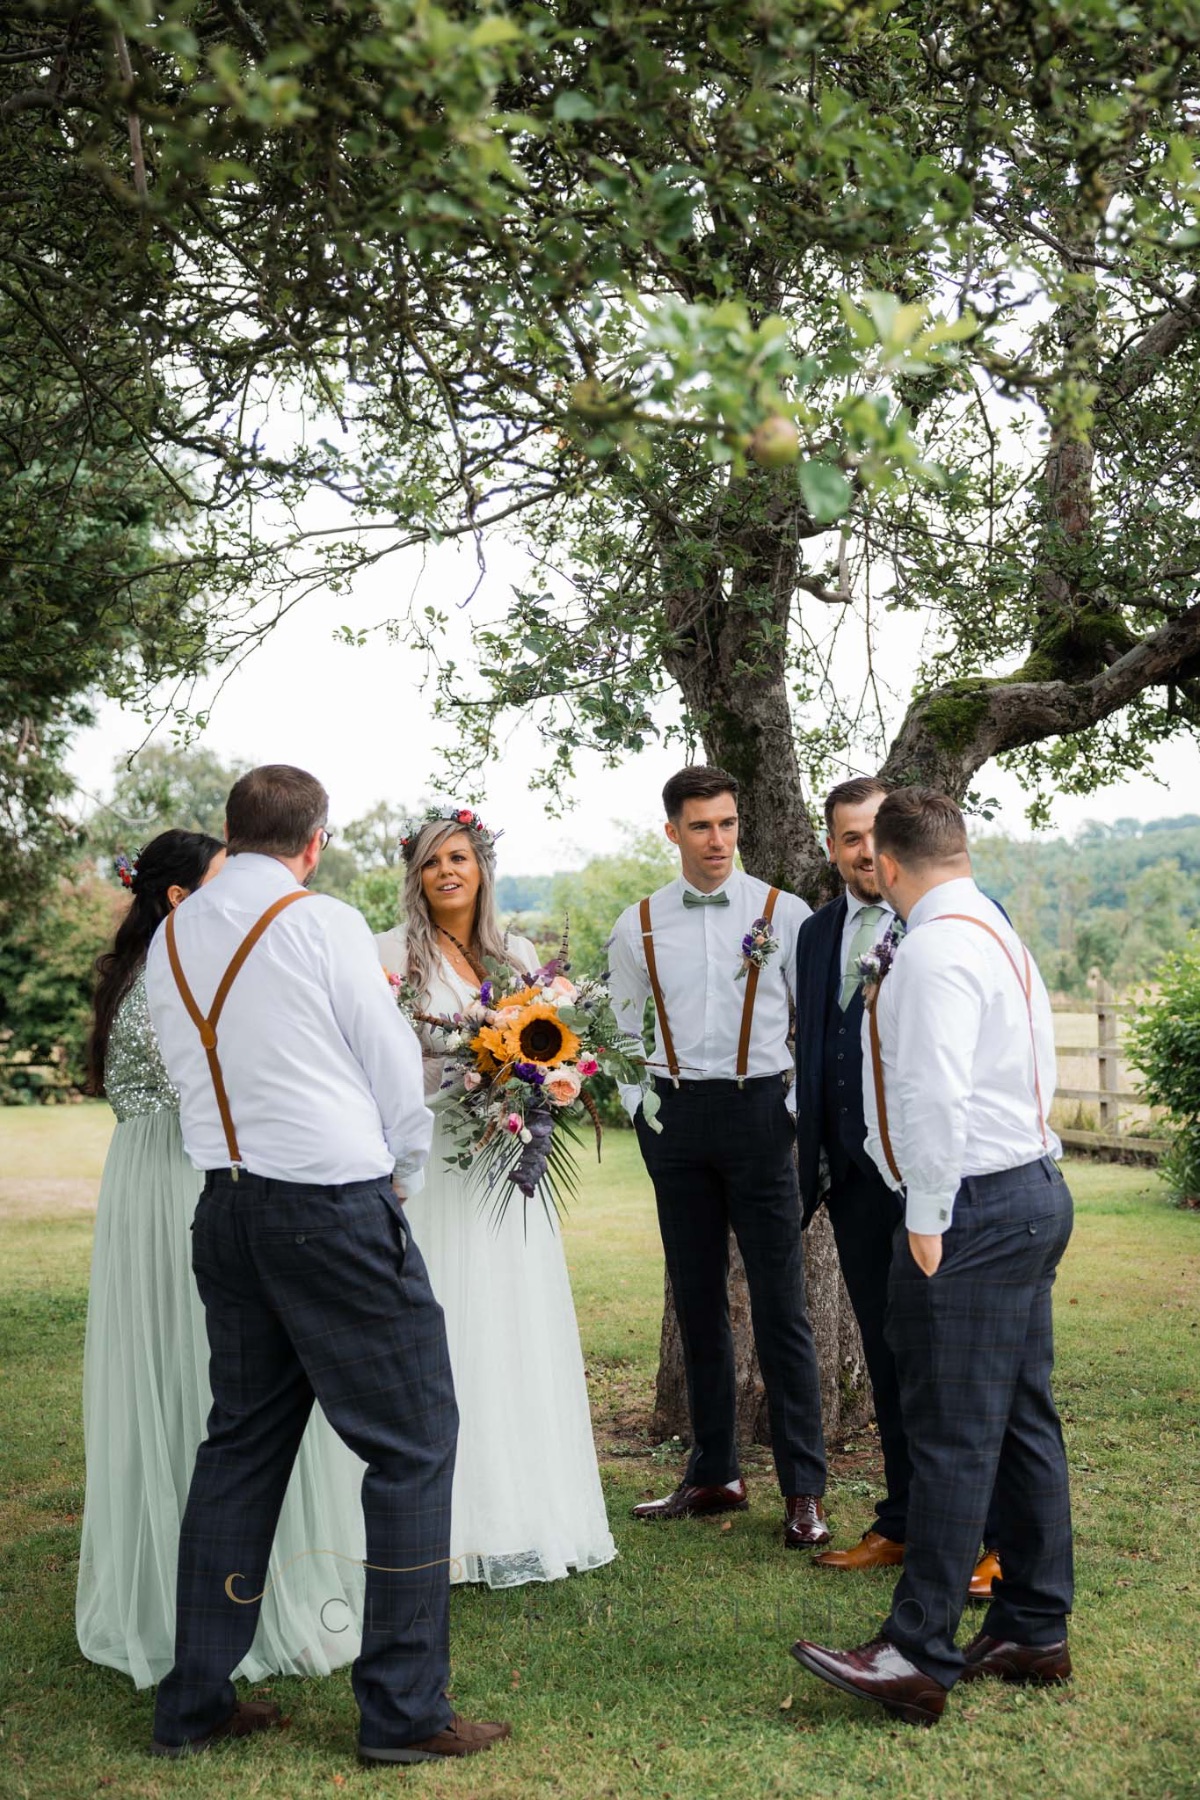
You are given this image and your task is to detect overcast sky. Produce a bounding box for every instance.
[68,531,1198,875]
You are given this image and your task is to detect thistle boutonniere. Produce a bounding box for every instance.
[736,915,779,980]
[856,919,904,1008]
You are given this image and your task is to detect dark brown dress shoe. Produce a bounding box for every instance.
[814,1529,905,1571]
[632,1478,748,1520]
[790,1635,947,1726]
[149,1699,284,1758]
[359,1714,513,1765]
[961,1632,1072,1685]
[968,1547,1002,1601]
[783,1494,831,1549]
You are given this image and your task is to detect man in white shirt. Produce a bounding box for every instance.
[607,765,828,1549]
[145,765,509,1767]
[795,778,1002,1590]
[791,788,1074,1726]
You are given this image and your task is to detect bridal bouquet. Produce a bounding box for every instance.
[387,925,650,1224]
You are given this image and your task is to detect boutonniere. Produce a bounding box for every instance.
[736,916,779,980]
[856,920,903,1008]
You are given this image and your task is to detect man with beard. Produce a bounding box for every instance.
[794,778,1000,1596]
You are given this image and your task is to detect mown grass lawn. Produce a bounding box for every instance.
[1,1107,1198,1799]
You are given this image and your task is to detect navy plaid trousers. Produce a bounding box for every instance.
[881,1155,1074,1687]
[152,1170,458,1751]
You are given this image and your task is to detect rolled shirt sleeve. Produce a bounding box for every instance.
[605,908,652,1120]
[323,905,434,1194]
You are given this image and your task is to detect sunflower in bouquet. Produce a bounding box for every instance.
[390,923,651,1225]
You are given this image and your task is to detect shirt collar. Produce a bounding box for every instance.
[222,851,305,894]
[907,875,980,931]
[845,888,892,924]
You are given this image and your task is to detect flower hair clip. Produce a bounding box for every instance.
[399,804,503,862]
[114,852,137,890]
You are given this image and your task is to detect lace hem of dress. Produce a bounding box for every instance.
[452,1544,617,1589]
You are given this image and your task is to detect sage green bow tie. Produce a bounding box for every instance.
[682,888,730,908]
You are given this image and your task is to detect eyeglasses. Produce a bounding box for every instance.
[318,827,333,850]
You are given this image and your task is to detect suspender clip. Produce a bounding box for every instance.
[230,1165,240,1181]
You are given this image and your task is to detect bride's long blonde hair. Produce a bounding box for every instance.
[401,817,527,1002]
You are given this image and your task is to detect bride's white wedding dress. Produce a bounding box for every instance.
[374,926,616,1588]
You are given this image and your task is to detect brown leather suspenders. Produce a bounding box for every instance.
[867,912,1049,1189]
[639,895,680,1084]
[640,886,781,1088]
[164,890,312,1173]
[735,885,780,1085]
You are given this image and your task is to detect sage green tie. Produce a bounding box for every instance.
[840,904,884,1010]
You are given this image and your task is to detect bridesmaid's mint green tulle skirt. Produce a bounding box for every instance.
[75,1109,366,1688]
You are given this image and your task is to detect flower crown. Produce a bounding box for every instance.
[114,852,138,890]
[399,805,502,863]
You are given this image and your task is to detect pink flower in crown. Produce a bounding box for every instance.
[544,1067,582,1106]
[456,808,475,825]
[577,1055,599,1078]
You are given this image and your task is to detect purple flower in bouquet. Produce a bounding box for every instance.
[479,978,493,1007]
[513,1060,546,1086]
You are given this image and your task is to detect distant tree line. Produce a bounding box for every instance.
[2,742,1197,1101]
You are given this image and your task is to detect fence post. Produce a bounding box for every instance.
[1096,978,1119,1138]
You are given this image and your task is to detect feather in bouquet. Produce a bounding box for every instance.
[388,920,650,1227]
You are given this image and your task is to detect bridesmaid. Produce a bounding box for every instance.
[375,806,616,1588]
[76,829,366,1688]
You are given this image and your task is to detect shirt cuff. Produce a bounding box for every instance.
[619,1081,643,1121]
[903,1187,957,1234]
[392,1162,425,1198]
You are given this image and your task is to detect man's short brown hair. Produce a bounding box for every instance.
[824,775,889,836]
[226,764,329,858]
[873,787,969,867]
[662,764,739,823]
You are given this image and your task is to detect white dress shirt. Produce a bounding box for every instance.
[861,876,1060,1234]
[839,891,896,980]
[145,853,432,1189]
[607,869,811,1115]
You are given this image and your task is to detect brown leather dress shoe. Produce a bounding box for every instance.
[961,1632,1072,1685]
[150,1699,284,1758]
[791,1635,946,1726]
[359,1714,513,1765]
[814,1529,905,1571]
[968,1548,1002,1601]
[783,1494,831,1549]
[632,1478,748,1520]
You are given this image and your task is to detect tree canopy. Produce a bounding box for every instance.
[5,0,1200,904]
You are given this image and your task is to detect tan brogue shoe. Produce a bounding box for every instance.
[968,1548,1002,1602]
[814,1529,905,1571]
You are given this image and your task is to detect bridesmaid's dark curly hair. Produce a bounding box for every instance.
[86,829,224,1096]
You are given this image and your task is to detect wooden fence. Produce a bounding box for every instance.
[1051,982,1168,1158]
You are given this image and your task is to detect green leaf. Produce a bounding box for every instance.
[554,91,597,123]
[798,461,852,523]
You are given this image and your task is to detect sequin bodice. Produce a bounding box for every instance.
[104,965,178,1120]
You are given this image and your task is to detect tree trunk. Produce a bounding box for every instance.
[649,472,868,1450]
[651,1205,871,1448]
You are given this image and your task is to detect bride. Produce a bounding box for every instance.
[375,806,616,1588]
